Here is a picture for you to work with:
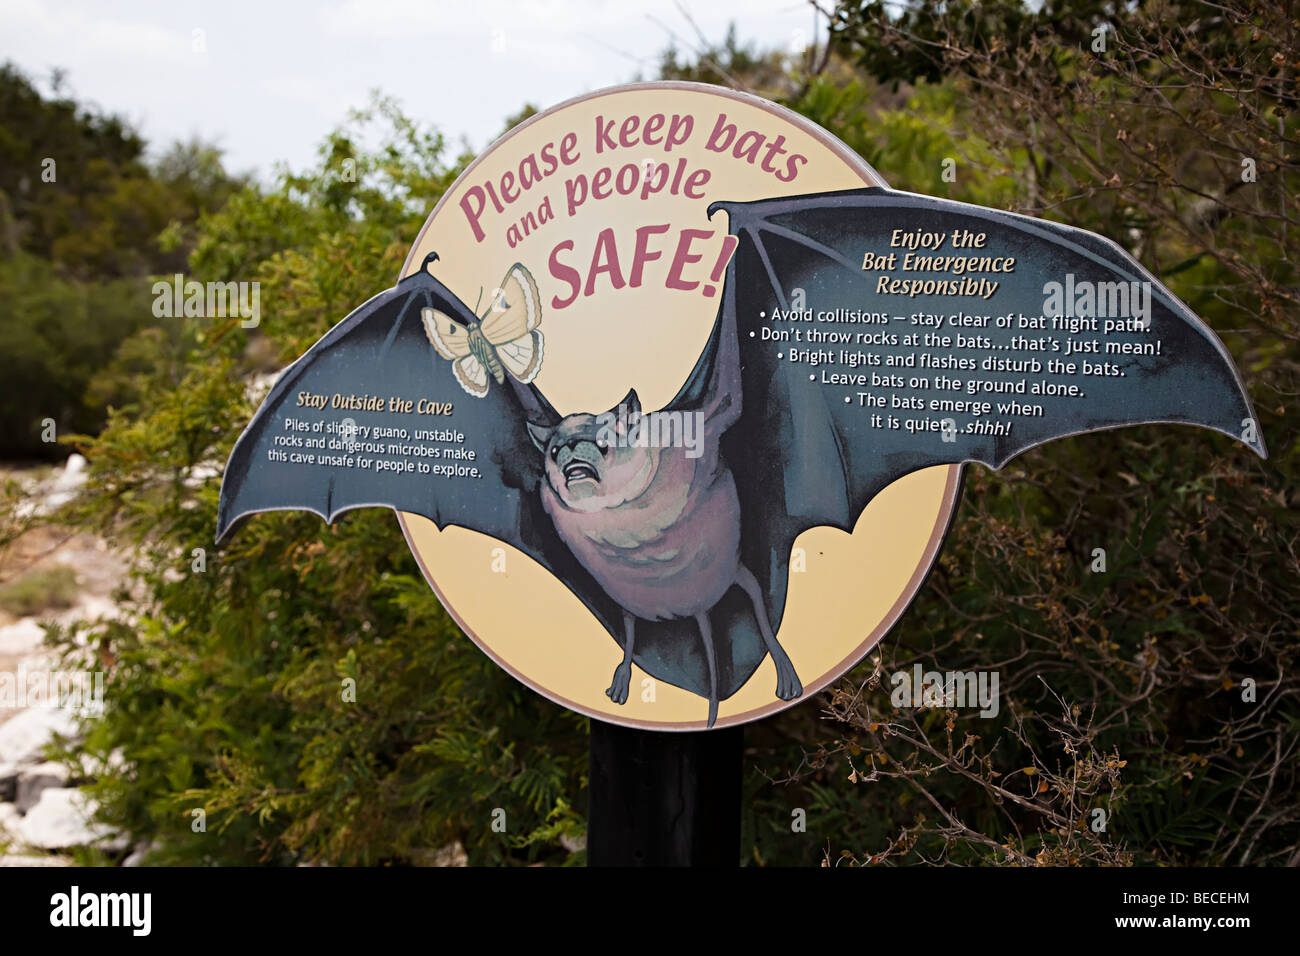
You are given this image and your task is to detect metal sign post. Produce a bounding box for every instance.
[588,721,742,866]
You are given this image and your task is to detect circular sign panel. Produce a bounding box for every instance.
[398,82,962,729]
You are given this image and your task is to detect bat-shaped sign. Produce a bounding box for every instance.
[217,185,1264,728]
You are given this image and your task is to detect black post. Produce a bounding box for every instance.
[587,720,743,866]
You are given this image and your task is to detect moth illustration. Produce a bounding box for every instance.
[422,262,543,397]
[216,186,1265,728]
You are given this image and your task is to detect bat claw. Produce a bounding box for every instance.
[775,662,803,701]
[605,663,631,705]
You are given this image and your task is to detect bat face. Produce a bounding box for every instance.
[527,392,659,512]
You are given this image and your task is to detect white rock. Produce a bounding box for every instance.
[15,761,69,814]
[0,619,47,656]
[16,454,90,517]
[39,490,76,512]
[52,455,87,492]
[8,649,59,675]
[0,852,73,867]
[122,842,161,867]
[0,800,20,838]
[76,595,118,621]
[77,747,127,781]
[1,777,76,866]
[0,706,80,768]
[182,461,222,490]
[16,787,126,851]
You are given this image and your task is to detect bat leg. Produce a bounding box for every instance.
[605,611,636,705]
[695,611,720,728]
[736,564,803,701]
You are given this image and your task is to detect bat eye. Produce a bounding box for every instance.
[596,438,610,454]
[549,446,559,461]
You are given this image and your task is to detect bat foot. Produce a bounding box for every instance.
[605,662,632,705]
[775,660,803,701]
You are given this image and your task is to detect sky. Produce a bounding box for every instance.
[0,0,824,179]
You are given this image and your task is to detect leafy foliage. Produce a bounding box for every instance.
[0,250,157,457]
[0,563,78,616]
[6,3,1296,866]
[37,99,588,866]
[0,62,247,458]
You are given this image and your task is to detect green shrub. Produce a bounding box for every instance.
[0,564,79,616]
[12,10,1297,866]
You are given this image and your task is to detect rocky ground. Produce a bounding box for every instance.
[0,456,472,868]
[0,457,142,866]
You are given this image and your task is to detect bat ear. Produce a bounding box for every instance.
[526,421,553,454]
[620,388,641,416]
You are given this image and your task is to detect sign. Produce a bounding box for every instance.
[216,82,1264,730]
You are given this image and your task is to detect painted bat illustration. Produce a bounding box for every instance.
[216,187,1265,728]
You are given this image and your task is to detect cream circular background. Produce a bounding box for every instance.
[397,82,962,729]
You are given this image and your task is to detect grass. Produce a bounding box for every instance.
[0,565,79,617]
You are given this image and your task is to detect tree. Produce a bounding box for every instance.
[796,0,1300,864]
[0,63,246,458]
[40,99,587,866]
[14,6,1297,865]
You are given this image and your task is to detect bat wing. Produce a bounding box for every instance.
[215,259,624,654]
[652,186,1266,704]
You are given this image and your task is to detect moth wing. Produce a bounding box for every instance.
[480,263,542,344]
[422,307,472,359]
[496,330,545,384]
[451,353,490,397]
